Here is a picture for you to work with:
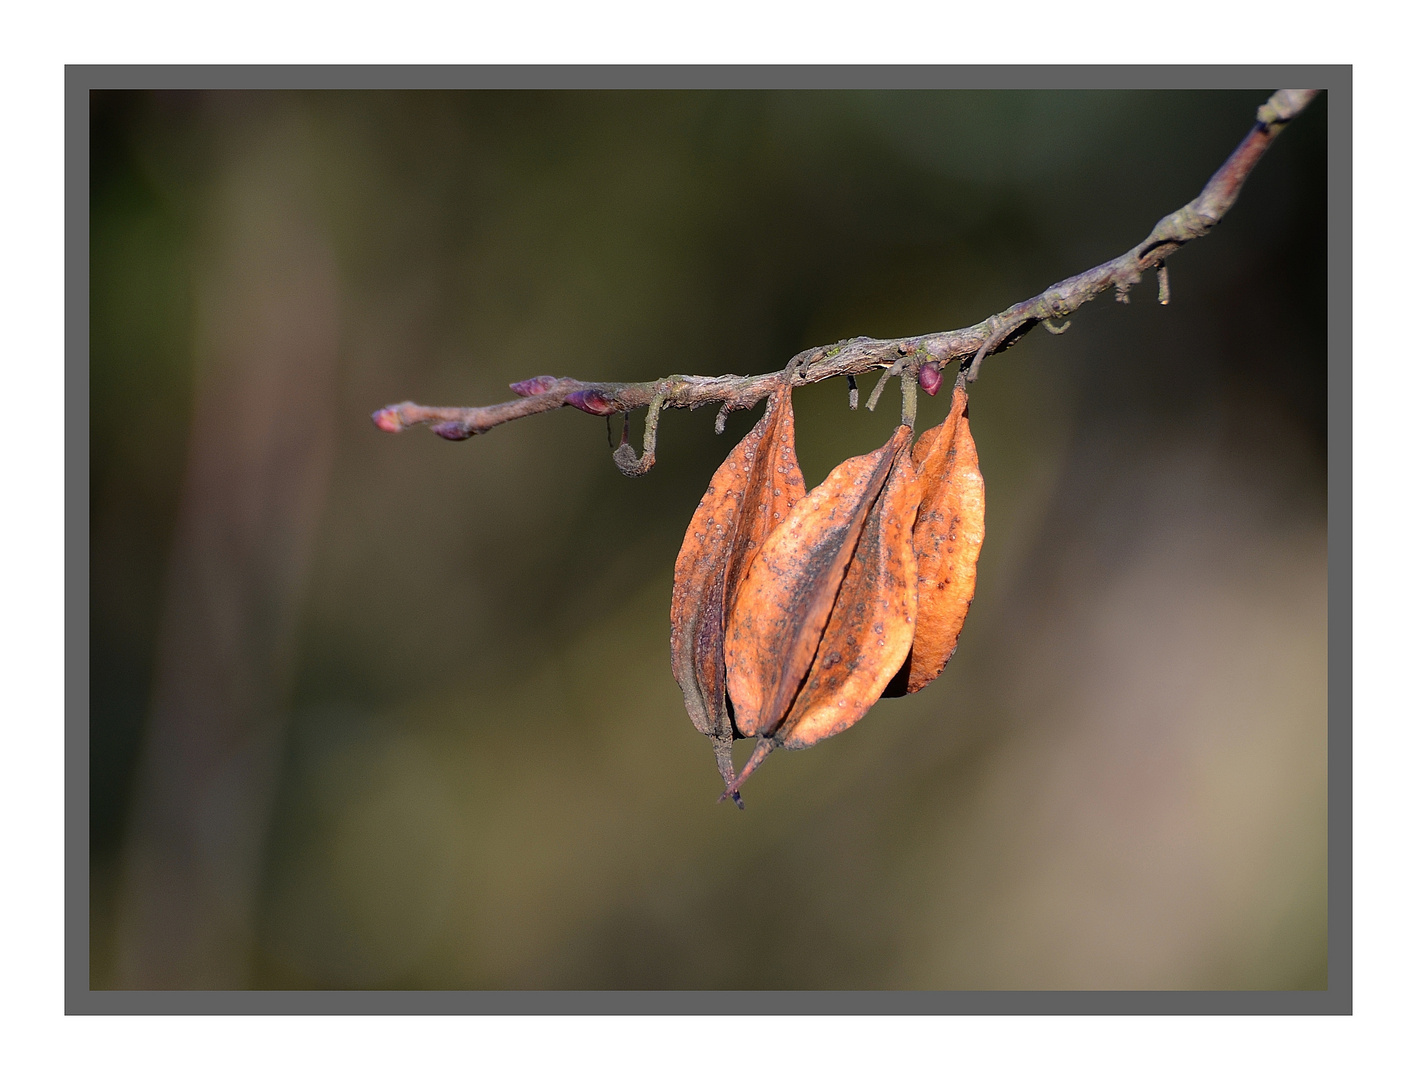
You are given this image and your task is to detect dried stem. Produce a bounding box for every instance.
[373,89,1318,460]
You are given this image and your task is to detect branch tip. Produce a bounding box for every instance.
[1257,89,1320,129]
[371,406,404,433]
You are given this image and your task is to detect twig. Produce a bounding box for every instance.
[373,89,1318,456]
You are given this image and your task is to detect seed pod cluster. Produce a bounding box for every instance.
[671,378,985,805]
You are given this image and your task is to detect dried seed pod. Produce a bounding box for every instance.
[776,438,921,746]
[670,385,805,795]
[886,383,985,696]
[724,426,919,796]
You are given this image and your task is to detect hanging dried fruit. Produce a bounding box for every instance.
[670,385,806,800]
[723,424,921,798]
[885,383,985,696]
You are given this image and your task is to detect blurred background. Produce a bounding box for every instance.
[89,88,1327,990]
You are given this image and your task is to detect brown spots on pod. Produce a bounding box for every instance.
[669,385,805,801]
[886,383,985,696]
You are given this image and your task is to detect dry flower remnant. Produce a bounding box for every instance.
[367,90,1319,807]
[670,385,805,803]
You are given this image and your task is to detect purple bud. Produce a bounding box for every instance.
[564,388,619,416]
[918,361,943,397]
[509,375,559,397]
[431,421,474,441]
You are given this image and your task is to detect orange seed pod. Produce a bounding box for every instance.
[670,386,805,794]
[723,425,919,797]
[887,383,985,696]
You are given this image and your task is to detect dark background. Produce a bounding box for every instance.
[90,88,1327,989]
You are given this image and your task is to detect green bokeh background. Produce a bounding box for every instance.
[90,88,1328,990]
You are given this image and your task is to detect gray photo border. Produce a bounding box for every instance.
[69,63,1353,1016]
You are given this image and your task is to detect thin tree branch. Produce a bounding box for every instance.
[373,89,1319,458]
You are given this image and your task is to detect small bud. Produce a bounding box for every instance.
[918,361,943,397]
[371,407,404,433]
[564,388,619,416]
[509,375,559,397]
[431,421,474,441]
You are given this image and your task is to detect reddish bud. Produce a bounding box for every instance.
[918,361,943,397]
[371,407,404,433]
[509,375,559,397]
[564,388,619,416]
